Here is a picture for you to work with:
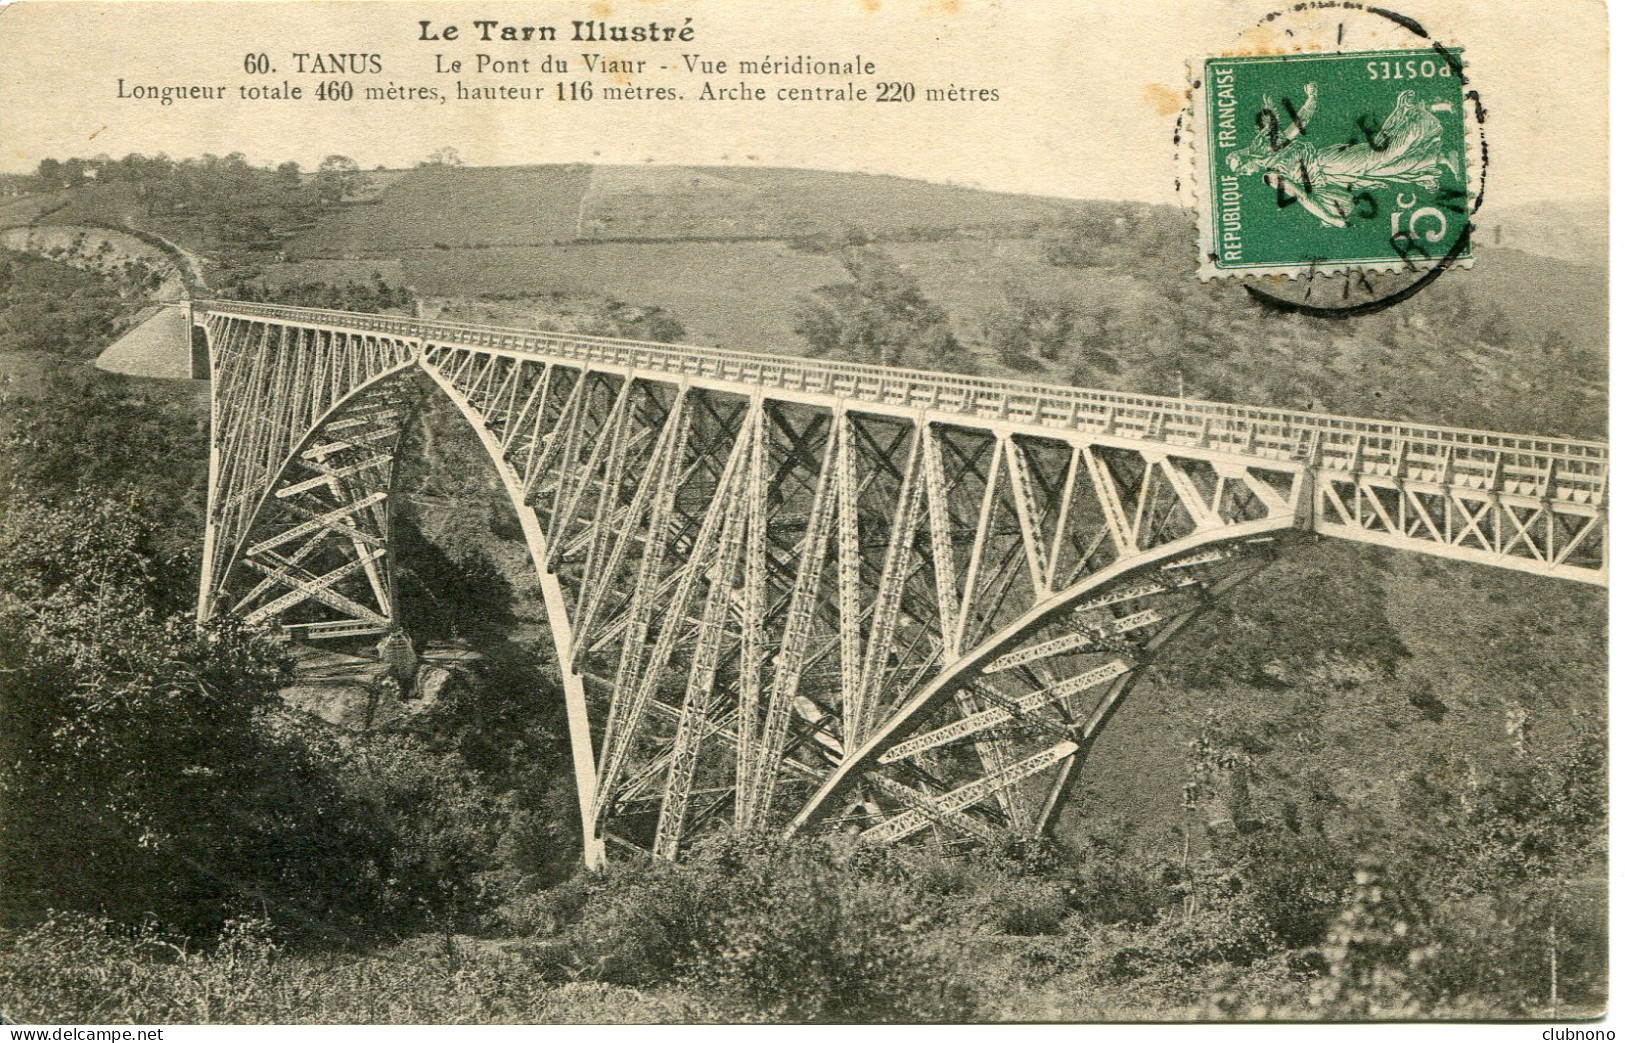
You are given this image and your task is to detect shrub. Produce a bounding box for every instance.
[558,857,720,986]
[1230,827,1350,950]
[0,912,146,1022]
[695,855,976,1021]
[0,497,385,935]
[543,834,979,1022]
[1060,823,1168,928]
[985,876,1070,936]
[1145,895,1279,970]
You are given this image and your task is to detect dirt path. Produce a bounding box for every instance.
[123,218,211,293]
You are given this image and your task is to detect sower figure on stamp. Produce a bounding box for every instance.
[1228,84,1463,228]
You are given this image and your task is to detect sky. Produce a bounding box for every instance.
[0,0,1608,206]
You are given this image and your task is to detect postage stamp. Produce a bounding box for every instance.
[1193,48,1473,280]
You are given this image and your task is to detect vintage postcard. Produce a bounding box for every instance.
[0,0,1608,1029]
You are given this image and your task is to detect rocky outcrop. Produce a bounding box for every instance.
[281,644,465,733]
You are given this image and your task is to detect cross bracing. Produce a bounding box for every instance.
[193,300,1608,868]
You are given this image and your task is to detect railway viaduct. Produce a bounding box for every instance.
[192,300,1608,866]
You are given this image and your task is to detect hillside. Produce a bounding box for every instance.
[0,160,1606,1021]
[251,165,1608,440]
[285,163,1078,257]
[1488,199,1609,269]
[53,159,1604,823]
[226,163,1613,849]
[1074,536,1606,848]
[290,165,594,253]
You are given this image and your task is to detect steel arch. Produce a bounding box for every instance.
[193,300,1608,866]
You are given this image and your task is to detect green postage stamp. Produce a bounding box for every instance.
[1193,48,1473,279]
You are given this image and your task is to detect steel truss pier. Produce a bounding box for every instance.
[194,300,1608,866]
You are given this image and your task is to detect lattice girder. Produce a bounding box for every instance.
[194,301,1608,867]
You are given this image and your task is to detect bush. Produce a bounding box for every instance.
[985,876,1070,936]
[1,911,711,1024]
[0,496,371,934]
[1144,894,1279,970]
[695,851,976,1021]
[1230,827,1350,950]
[1060,822,1168,928]
[793,249,973,373]
[540,835,979,1022]
[1064,864,1279,988]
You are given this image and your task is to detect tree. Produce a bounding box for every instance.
[1320,717,1611,1016]
[421,147,464,167]
[274,160,302,191]
[35,157,61,190]
[1,366,208,578]
[0,495,352,931]
[315,154,362,204]
[983,291,1079,371]
[793,249,969,371]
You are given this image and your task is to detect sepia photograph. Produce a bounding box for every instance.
[0,0,1610,1027]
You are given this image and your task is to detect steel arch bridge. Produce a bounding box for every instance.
[193,299,1608,868]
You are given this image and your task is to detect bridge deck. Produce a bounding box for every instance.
[195,299,1608,508]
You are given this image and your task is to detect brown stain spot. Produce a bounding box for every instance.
[1235,24,1287,54]
[88,125,107,141]
[858,0,881,13]
[1216,24,1298,57]
[1217,44,1291,57]
[1215,25,1329,58]
[1143,83,1183,118]
[589,0,612,17]
[924,0,962,13]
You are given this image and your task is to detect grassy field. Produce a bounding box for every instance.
[288,165,593,255]
[578,164,1076,241]
[403,241,843,348]
[253,239,844,350]
[887,236,1163,349]
[286,163,1080,259]
[253,257,410,288]
[0,191,67,227]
